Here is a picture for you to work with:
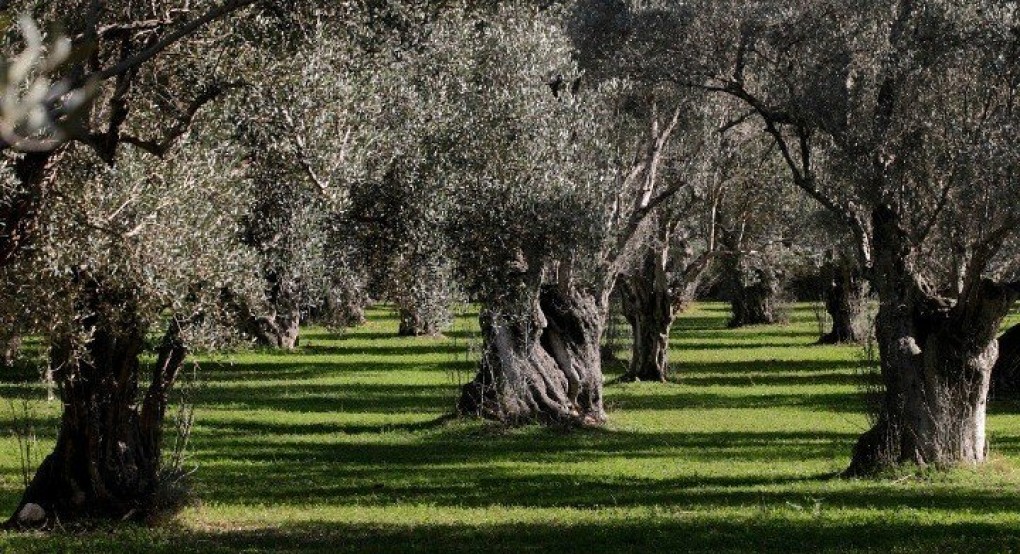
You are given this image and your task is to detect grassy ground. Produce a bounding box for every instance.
[1,302,1020,553]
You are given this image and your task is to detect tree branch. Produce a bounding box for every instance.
[95,0,257,82]
[120,81,241,157]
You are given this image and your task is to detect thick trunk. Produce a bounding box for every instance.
[306,291,368,328]
[397,305,441,337]
[819,262,867,344]
[847,209,1016,475]
[619,248,674,383]
[458,281,605,426]
[990,324,1020,397]
[8,286,188,527]
[225,273,302,350]
[728,270,782,327]
[246,308,301,350]
[723,248,783,327]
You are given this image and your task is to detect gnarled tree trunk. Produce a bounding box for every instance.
[8,282,188,527]
[458,275,605,426]
[225,270,302,350]
[619,233,711,383]
[243,307,301,350]
[620,266,672,382]
[846,210,1017,475]
[619,240,673,382]
[728,265,783,327]
[819,260,867,344]
[397,305,441,337]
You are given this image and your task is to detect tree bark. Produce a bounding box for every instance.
[619,242,674,382]
[225,270,302,350]
[8,282,188,527]
[620,271,672,382]
[397,305,441,337]
[990,324,1020,398]
[244,307,301,350]
[458,275,606,426]
[727,265,783,327]
[618,236,711,382]
[846,209,1017,475]
[819,259,867,344]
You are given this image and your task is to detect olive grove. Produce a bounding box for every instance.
[2,0,1020,532]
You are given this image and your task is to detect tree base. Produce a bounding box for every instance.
[458,286,606,426]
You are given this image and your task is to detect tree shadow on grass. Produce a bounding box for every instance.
[677,328,822,340]
[609,391,864,413]
[185,424,866,507]
[669,340,821,350]
[7,517,1020,554]
[673,359,859,376]
[300,343,468,357]
[195,358,470,383]
[605,358,865,391]
[193,382,458,413]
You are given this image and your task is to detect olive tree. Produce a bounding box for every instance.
[613,101,732,383]
[374,5,700,424]
[689,0,1020,473]
[713,158,808,329]
[0,0,297,526]
[346,173,457,337]
[801,211,871,344]
[1,123,258,525]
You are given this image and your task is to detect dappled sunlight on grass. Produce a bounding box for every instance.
[3,302,1020,552]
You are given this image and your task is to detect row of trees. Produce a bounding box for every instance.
[1,0,1018,529]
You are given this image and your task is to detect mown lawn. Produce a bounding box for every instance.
[2,302,1020,553]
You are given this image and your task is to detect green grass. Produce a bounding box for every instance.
[3,302,1020,553]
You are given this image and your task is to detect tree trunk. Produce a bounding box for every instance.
[458,277,606,426]
[846,209,1017,475]
[246,308,301,350]
[225,270,302,350]
[397,305,441,337]
[819,260,867,344]
[619,247,673,383]
[990,324,1020,398]
[728,267,783,327]
[8,282,188,527]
